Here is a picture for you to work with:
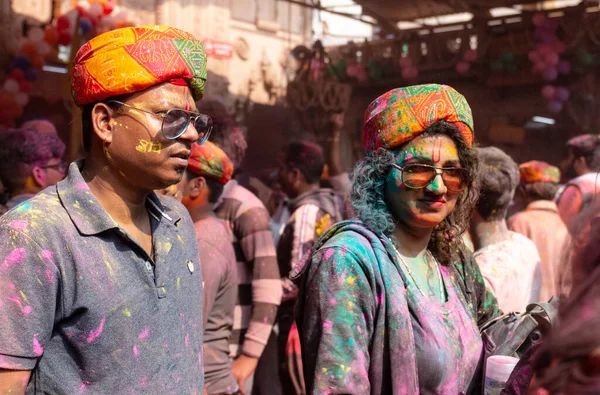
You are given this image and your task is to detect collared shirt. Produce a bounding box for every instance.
[508,200,570,302]
[0,161,204,394]
[195,214,238,394]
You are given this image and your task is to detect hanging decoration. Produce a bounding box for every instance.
[287,40,352,135]
[399,56,419,80]
[456,48,478,75]
[0,0,135,127]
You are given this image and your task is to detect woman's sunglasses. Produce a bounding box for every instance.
[108,100,213,143]
[391,163,470,192]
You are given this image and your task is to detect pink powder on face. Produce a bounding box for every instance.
[9,220,28,231]
[87,316,106,343]
[33,334,43,356]
[5,248,26,266]
[138,328,150,340]
[23,306,32,315]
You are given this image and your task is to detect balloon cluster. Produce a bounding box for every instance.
[456,49,477,74]
[57,0,132,47]
[0,0,133,127]
[528,13,570,82]
[541,85,570,114]
[346,62,368,83]
[399,56,419,80]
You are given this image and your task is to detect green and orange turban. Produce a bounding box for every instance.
[519,160,561,184]
[72,25,207,106]
[187,141,233,185]
[362,84,474,151]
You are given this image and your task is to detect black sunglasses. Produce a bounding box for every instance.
[108,100,213,143]
[391,163,470,192]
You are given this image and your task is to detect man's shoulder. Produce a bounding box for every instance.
[0,189,68,232]
[219,183,267,214]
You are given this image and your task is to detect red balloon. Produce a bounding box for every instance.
[57,14,71,31]
[103,0,116,15]
[19,80,32,94]
[58,31,73,46]
[44,25,59,45]
[10,69,26,81]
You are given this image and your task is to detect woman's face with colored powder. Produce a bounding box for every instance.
[384,134,463,231]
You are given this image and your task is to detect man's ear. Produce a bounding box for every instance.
[189,176,206,198]
[91,103,116,144]
[31,166,46,188]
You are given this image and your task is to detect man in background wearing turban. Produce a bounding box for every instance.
[508,161,569,301]
[0,26,210,394]
[177,141,240,395]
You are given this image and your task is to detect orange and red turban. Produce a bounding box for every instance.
[72,25,207,106]
[519,160,561,184]
[363,84,474,151]
[187,141,233,185]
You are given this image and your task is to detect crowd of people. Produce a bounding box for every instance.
[0,25,599,395]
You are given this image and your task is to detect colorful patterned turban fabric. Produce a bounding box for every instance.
[519,160,561,184]
[72,25,207,106]
[187,141,234,185]
[363,84,474,151]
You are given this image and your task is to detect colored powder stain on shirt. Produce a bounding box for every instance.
[104,260,114,277]
[133,344,139,359]
[185,333,189,349]
[346,276,356,285]
[76,182,90,191]
[14,202,32,212]
[9,220,28,231]
[86,316,106,343]
[176,277,181,289]
[138,328,150,340]
[122,308,132,317]
[5,248,26,266]
[33,334,43,356]
[19,291,29,304]
[41,250,54,261]
[23,306,32,315]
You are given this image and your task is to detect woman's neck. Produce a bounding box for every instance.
[392,222,432,258]
[473,219,510,250]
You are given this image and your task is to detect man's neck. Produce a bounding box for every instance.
[186,203,214,223]
[392,222,433,258]
[291,183,320,200]
[473,219,510,250]
[81,158,150,226]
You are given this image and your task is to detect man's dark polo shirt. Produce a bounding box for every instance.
[0,162,204,394]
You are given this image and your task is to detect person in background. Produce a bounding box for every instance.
[471,147,542,312]
[556,134,600,232]
[508,161,569,302]
[294,84,501,394]
[0,25,209,394]
[178,141,240,395]
[21,119,59,136]
[197,98,282,395]
[529,203,600,394]
[276,141,344,394]
[0,127,66,211]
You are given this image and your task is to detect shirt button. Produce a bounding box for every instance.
[145,260,152,271]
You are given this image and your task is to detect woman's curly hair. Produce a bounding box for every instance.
[350,120,479,266]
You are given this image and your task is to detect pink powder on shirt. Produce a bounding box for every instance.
[41,250,54,261]
[86,316,106,343]
[23,306,32,315]
[133,345,139,359]
[9,220,28,231]
[138,328,150,340]
[5,248,26,266]
[33,334,43,356]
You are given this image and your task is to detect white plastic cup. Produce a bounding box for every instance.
[484,355,519,395]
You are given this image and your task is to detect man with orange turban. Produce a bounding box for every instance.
[178,141,240,395]
[509,160,569,301]
[0,26,210,394]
